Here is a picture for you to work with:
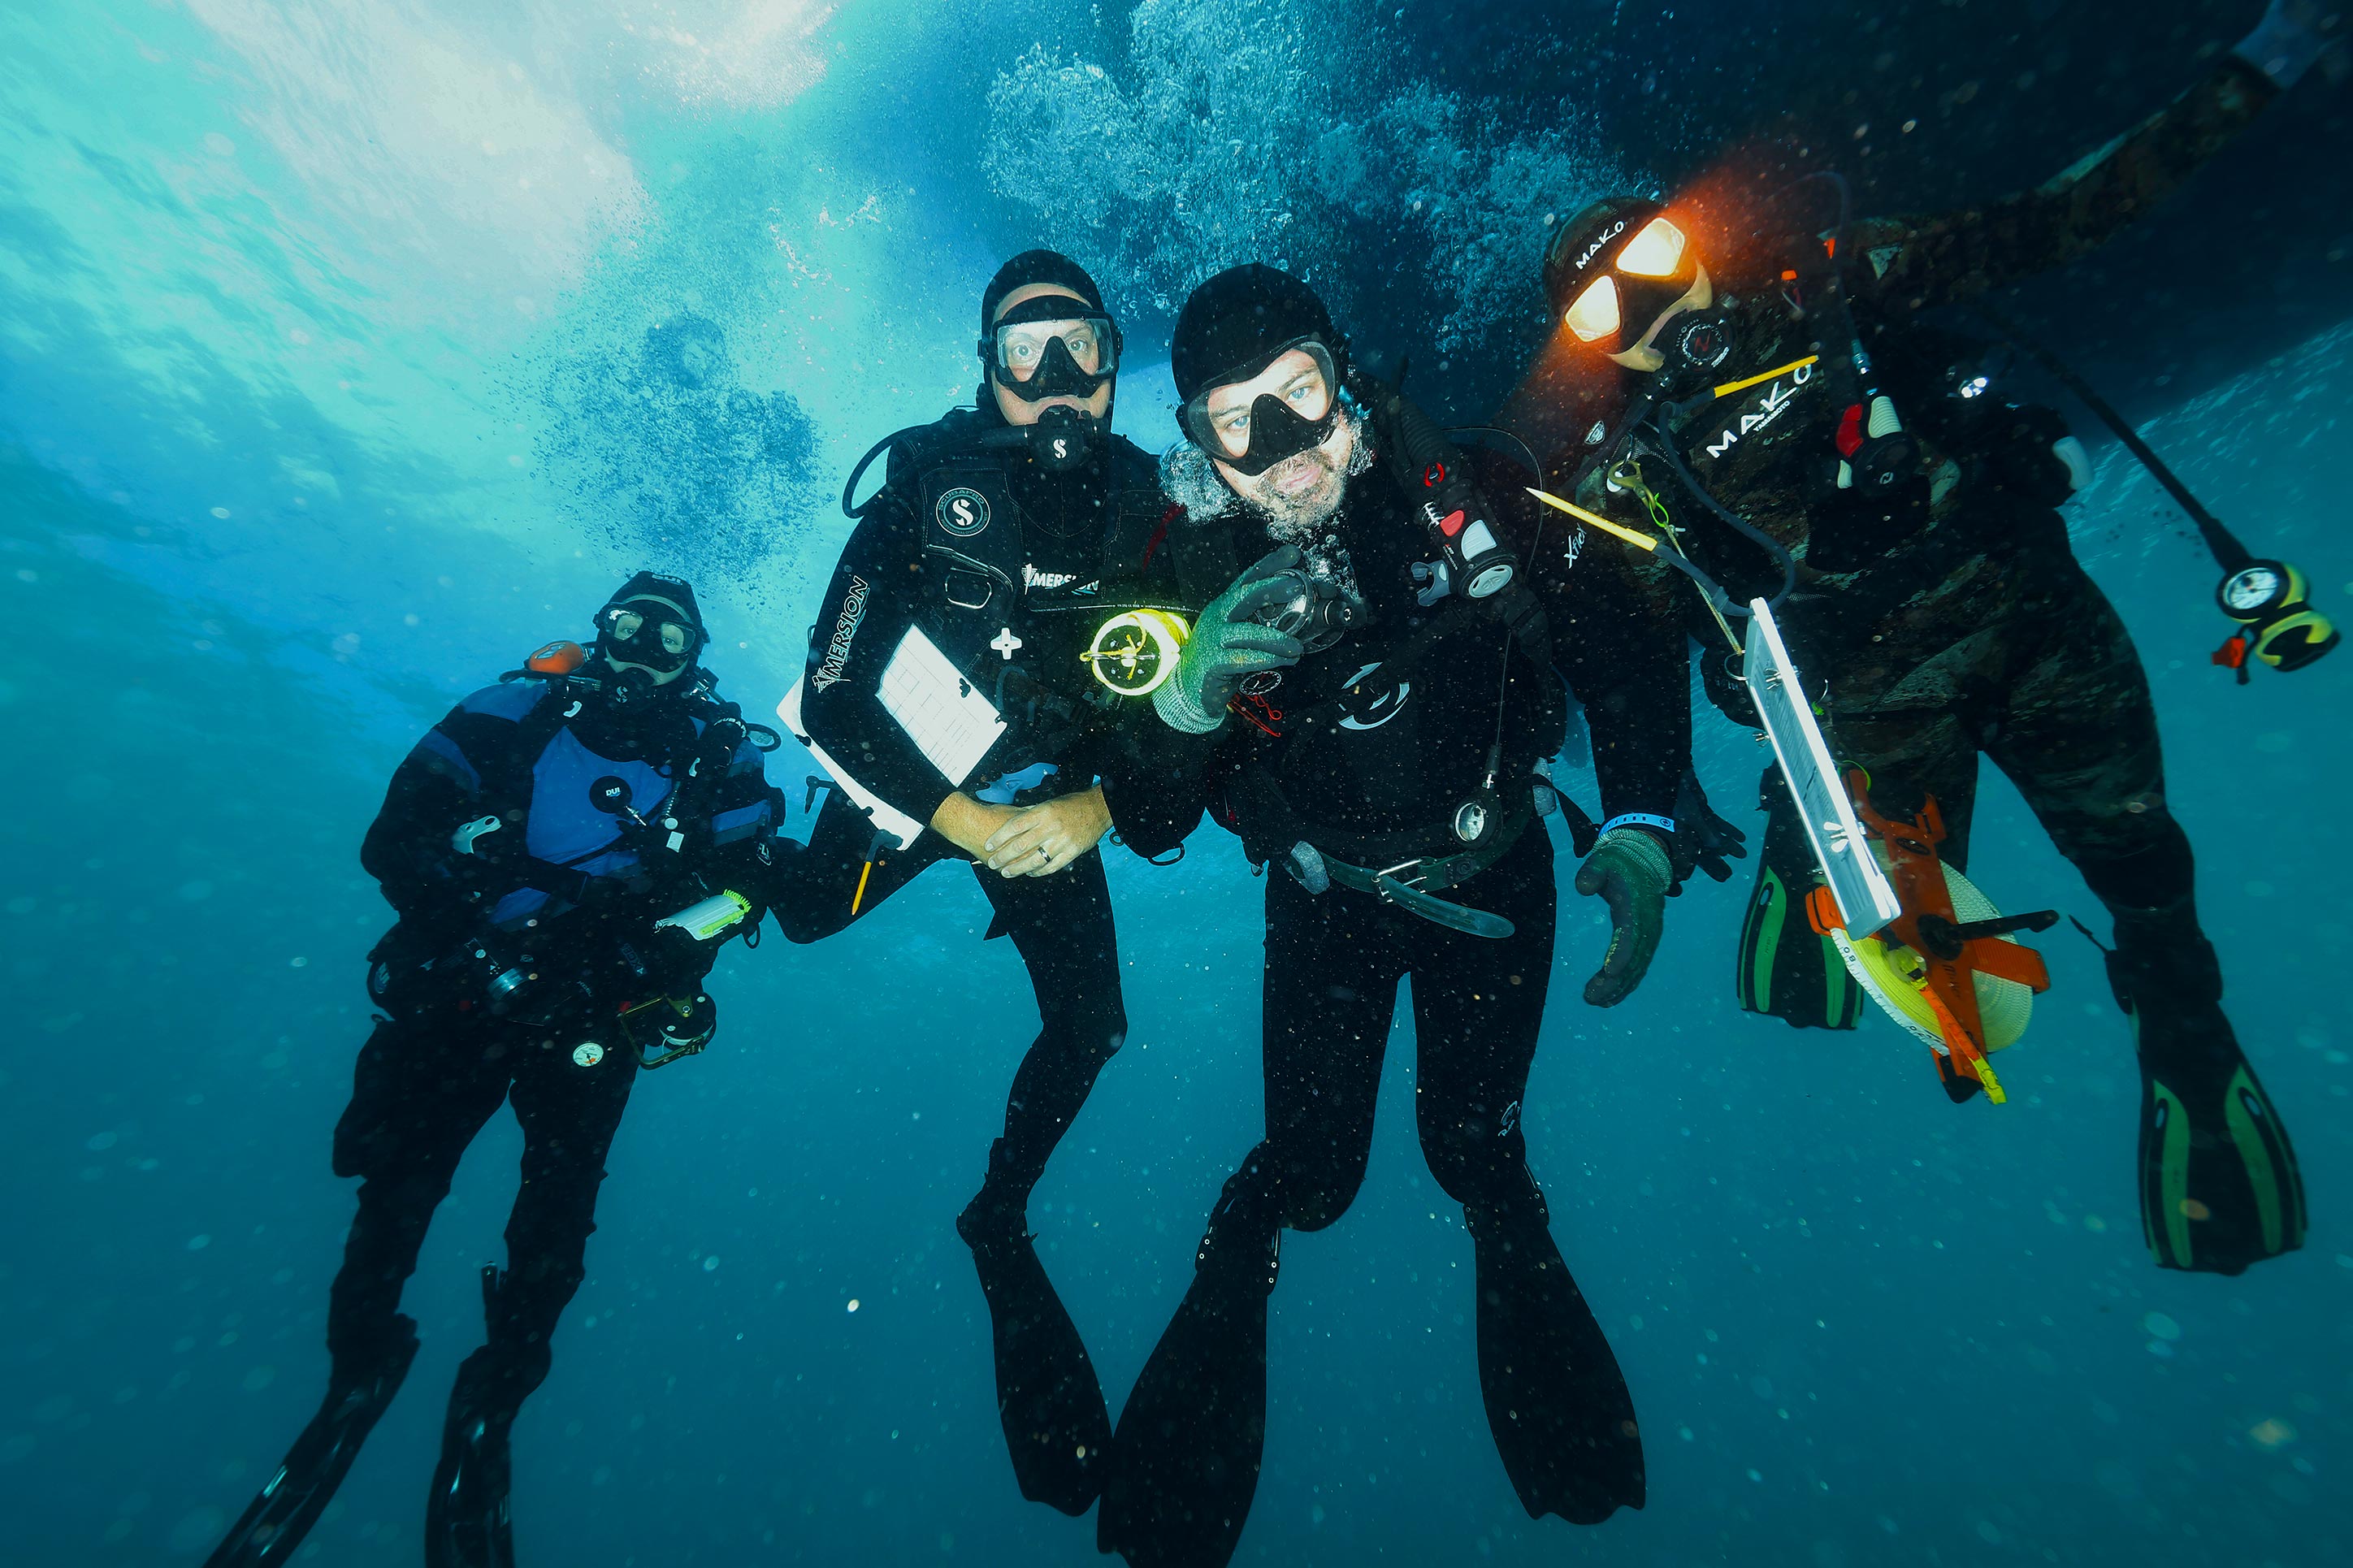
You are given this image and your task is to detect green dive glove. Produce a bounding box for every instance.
[1575,827,1670,1007]
[1154,546,1310,734]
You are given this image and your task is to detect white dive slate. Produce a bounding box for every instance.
[878,625,1007,787]
[775,680,926,851]
[1743,597,1900,938]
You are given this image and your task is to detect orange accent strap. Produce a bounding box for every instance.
[1969,939,2050,993]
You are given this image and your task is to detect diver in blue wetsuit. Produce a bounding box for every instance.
[204,573,788,1568]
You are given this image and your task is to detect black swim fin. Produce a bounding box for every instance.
[1469,1203,1644,1524]
[2128,1011,2306,1275]
[960,1170,1113,1515]
[2109,938,2306,1275]
[203,1317,420,1567]
[1098,1157,1282,1568]
[425,1345,518,1568]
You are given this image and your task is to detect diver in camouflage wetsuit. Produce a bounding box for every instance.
[1497,0,2337,1275]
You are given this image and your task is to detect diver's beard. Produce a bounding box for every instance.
[1236,410,1370,539]
[1159,405,1372,531]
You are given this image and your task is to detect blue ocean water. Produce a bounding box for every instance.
[2,2,2347,1565]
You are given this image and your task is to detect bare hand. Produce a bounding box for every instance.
[929,792,1020,860]
[982,787,1113,877]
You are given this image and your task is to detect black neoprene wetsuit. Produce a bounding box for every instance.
[778,405,1211,1201]
[1498,55,2304,1274]
[1097,412,1688,1557]
[1172,428,1684,1220]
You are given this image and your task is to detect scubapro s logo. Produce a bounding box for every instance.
[937,487,990,538]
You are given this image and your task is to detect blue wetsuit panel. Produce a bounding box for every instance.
[526,729,672,868]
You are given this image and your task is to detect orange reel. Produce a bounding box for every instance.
[1806,771,2055,1103]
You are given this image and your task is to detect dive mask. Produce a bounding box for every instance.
[1178,337,1341,478]
[982,295,1120,404]
[596,596,700,676]
[1556,212,1702,350]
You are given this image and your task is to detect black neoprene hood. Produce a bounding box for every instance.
[981,249,1104,330]
[1170,264,1347,403]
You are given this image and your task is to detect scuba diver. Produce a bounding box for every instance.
[773,251,1220,1520]
[205,574,786,1568]
[1096,264,1695,1567]
[1500,0,2334,1276]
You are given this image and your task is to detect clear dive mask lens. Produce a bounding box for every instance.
[1613,216,1688,278]
[1179,338,1341,477]
[598,600,696,673]
[992,317,1117,383]
[1563,275,1621,344]
[982,296,1121,404]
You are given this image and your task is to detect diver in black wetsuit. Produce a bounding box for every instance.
[773,251,1220,1518]
[1502,0,2334,1275]
[204,574,786,1568]
[1096,266,1695,1567]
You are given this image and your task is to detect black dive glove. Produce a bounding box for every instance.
[1669,770,1748,892]
[1575,828,1670,1007]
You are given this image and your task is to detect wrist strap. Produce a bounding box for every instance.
[1600,812,1675,838]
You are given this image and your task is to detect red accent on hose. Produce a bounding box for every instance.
[1835,404,1865,458]
[1140,503,1181,571]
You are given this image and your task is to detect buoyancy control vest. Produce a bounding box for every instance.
[1210,399,1566,929]
[447,669,773,929]
[846,409,1241,747]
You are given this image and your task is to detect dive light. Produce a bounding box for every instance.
[654,889,756,942]
[1083,609,1190,697]
[2213,559,2339,680]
